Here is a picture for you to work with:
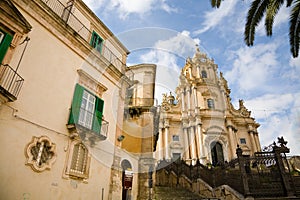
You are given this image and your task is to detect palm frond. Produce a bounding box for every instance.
[265,0,284,36]
[211,0,222,8]
[287,0,294,7]
[245,0,271,46]
[289,0,300,57]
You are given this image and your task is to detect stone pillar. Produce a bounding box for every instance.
[254,133,261,151]
[196,120,205,163]
[164,120,170,160]
[227,125,236,160]
[190,126,197,165]
[183,126,190,161]
[249,131,257,154]
[188,66,193,79]
[186,87,191,116]
[192,85,199,115]
[181,88,186,112]
[158,127,163,160]
[237,147,251,197]
[196,64,200,79]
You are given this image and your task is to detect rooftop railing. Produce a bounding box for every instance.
[0,64,24,101]
[41,0,126,71]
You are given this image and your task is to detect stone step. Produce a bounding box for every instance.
[154,186,218,200]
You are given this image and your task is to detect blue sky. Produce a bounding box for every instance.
[83,0,300,155]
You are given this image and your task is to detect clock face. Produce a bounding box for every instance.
[200,58,206,62]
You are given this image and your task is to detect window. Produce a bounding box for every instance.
[240,138,246,144]
[201,70,207,78]
[0,29,13,64]
[172,135,179,141]
[68,84,104,135]
[172,153,181,161]
[25,136,57,172]
[65,142,90,179]
[207,99,215,109]
[90,31,103,53]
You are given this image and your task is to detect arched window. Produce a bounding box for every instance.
[211,142,224,166]
[201,70,207,78]
[207,98,215,109]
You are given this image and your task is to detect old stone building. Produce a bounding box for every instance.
[156,47,261,166]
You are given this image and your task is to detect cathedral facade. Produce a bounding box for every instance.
[156,48,261,166]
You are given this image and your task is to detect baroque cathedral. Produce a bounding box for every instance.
[155,47,261,166]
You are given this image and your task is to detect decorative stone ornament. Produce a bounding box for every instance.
[25,136,57,172]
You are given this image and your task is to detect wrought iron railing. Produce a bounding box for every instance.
[156,138,299,198]
[0,64,24,101]
[41,0,126,70]
[69,106,109,138]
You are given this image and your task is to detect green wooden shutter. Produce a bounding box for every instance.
[0,32,13,64]
[90,31,103,53]
[92,97,104,135]
[68,84,84,125]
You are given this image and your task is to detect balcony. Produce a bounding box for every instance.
[0,64,24,102]
[67,107,109,142]
[126,97,154,107]
[41,0,126,71]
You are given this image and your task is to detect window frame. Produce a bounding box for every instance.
[68,84,104,135]
[207,98,215,109]
[90,31,103,53]
[172,135,180,141]
[25,136,57,172]
[64,141,91,180]
[0,29,13,64]
[240,138,246,144]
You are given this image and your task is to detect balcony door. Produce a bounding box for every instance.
[78,90,95,129]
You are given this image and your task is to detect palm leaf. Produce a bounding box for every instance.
[265,0,284,36]
[211,0,222,8]
[245,0,271,46]
[289,0,300,57]
[287,0,294,7]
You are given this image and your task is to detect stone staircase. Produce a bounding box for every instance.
[154,186,219,200]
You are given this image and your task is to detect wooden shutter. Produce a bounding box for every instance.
[0,32,13,64]
[92,97,104,135]
[68,84,84,125]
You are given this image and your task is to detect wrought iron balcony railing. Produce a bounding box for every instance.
[41,0,126,70]
[0,64,24,101]
[68,106,109,140]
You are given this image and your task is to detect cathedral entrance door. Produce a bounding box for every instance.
[211,142,224,166]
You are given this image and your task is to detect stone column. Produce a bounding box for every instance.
[192,85,199,115]
[227,125,237,159]
[158,126,164,160]
[188,66,193,79]
[186,87,191,116]
[181,88,186,112]
[254,133,261,151]
[190,126,197,165]
[196,64,200,79]
[196,119,205,163]
[183,127,190,161]
[249,131,257,154]
[164,120,170,160]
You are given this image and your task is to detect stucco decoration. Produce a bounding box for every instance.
[25,136,57,172]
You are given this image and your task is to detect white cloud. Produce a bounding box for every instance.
[134,31,200,102]
[83,0,105,11]
[243,92,300,155]
[225,42,278,93]
[193,0,238,34]
[85,0,177,19]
